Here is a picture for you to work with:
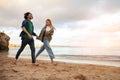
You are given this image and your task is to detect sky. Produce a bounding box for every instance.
[1,0,120,47]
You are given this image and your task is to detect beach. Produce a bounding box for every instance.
[1,0,120,80]
[0,53,120,80]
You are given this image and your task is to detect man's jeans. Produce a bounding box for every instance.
[15,38,36,63]
[36,37,55,59]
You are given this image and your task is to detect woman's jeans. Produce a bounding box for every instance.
[36,37,55,59]
[15,38,36,63]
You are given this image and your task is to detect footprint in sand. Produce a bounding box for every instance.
[12,68,19,72]
[46,76,62,80]
[74,74,86,80]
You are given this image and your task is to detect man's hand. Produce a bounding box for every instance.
[28,34,33,39]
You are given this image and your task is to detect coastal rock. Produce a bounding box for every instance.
[0,32,10,51]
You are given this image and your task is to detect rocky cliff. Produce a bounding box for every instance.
[0,32,10,51]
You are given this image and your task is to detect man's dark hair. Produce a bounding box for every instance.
[24,12,31,19]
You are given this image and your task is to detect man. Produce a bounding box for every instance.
[14,12,37,65]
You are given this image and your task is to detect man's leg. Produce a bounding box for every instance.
[28,39,36,63]
[15,39,28,60]
[36,45,45,58]
[14,39,28,64]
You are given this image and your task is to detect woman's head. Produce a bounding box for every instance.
[45,19,52,26]
[45,19,55,29]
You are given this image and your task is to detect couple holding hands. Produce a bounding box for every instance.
[14,12,55,65]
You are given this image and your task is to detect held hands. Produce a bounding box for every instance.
[36,36,39,39]
[36,36,41,40]
[28,33,40,40]
[28,34,40,40]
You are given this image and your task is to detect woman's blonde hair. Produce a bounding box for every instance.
[45,19,55,29]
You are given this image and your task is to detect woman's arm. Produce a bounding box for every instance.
[48,29,54,35]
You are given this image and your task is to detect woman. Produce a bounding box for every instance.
[36,19,55,64]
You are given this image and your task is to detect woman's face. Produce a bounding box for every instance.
[46,20,50,26]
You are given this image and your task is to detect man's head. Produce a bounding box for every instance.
[24,12,33,20]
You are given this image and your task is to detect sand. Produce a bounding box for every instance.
[0,54,120,80]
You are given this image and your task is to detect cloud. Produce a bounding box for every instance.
[51,11,120,47]
[1,0,120,47]
[88,12,120,32]
[0,0,120,27]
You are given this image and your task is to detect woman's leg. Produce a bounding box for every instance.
[43,37,55,63]
[36,45,45,58]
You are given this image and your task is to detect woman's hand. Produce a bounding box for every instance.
[46,31,50,35]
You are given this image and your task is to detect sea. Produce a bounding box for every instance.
[7,47,120,67]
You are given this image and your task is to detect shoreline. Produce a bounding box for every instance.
[8,55,120,67]
[0,54,120,80]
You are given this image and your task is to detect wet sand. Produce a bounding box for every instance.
[0,54,120,80]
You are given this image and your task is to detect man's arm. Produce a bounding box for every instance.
[22,27,33,39]
[32,32,37,36]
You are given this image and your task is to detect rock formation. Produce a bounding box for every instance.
[0,32,10,51]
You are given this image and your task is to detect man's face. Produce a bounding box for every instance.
[27,13,33,20]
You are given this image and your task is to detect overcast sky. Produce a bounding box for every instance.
[1,0,120,47]
[0,0,120,27]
